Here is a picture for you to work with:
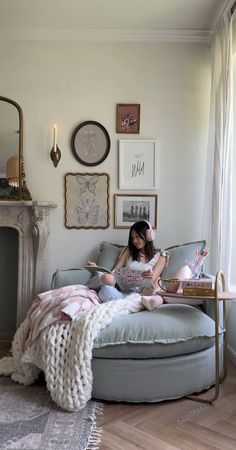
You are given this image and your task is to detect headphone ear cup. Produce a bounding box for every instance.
[146,228,155,241]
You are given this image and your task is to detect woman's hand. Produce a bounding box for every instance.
[142,268,154,278]
[87,260,97,267]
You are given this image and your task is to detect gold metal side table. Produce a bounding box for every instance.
[158,270,236,403]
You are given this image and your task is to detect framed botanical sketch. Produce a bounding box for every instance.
[114,194,158,229]
[65,172,110,229]
[116,104,140,134]
[119,139,157,189]
[71,121,110,166]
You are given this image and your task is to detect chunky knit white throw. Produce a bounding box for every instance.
[0,294,143,411]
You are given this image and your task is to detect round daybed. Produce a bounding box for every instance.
[51,240,224,404]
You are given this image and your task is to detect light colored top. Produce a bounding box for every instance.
[126,251,162,271]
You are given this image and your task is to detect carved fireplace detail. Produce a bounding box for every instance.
[0,201,56,326]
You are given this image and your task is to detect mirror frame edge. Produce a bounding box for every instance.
[0,96,31,201]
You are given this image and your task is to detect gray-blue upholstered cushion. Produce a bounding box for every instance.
[97,241,124,270]
[162,240,206,278]
[93,303,221,359]
[51,268,91,289]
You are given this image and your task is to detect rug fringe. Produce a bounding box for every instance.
[85,402,103,450]
[85,423,103,450]
[94,402,104,415]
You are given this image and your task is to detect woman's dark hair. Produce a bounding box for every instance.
[128,221,156,261]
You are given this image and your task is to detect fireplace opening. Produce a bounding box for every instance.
[0,227,18,340]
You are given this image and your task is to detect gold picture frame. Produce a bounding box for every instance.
[114,193,157,229]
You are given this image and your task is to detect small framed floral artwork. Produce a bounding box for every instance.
[114,194,158,229]
[65,172,110,229]
[116,104,140,134]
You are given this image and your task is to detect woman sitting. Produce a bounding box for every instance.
[88,220,168,302]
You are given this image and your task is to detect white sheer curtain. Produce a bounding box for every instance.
[202,10,235,288]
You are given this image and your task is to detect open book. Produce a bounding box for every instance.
[84,266,153,291]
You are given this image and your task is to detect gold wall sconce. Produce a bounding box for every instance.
[50,124,61,167]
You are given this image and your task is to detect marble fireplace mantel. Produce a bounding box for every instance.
[0,201,56,326]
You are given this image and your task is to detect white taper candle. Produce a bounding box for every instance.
[53,124,57,152]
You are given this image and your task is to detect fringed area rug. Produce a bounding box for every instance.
[0,376,103,450]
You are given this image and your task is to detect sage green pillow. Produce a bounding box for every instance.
[162,240,206,278]
[51,268,91,289]
[97,241,124,270]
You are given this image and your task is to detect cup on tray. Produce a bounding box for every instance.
[158,278,181,293]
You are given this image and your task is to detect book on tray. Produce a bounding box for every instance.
[181,279,214,289]
[182,287,215,297]
[182,278,215,297]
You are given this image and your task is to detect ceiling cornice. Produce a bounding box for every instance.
[0,28,212,43]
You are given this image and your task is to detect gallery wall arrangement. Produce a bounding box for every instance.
[64,103,158,230]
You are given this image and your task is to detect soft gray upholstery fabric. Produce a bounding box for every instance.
[51,268,91,289]
[92,342,223,402]
[162,240,206,278]
[93,304,220,358]
[97,241,124,270]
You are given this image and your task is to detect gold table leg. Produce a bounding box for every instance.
[187,270,226,404]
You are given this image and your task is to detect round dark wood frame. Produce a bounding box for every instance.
[71,120,110,166]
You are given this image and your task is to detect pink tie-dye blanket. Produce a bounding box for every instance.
[23,284,100,348]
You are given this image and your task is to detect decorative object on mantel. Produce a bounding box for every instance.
[116,103,140,133]
[0,96,31,200]
[71,121,110,166]
[50,124,61,167]
[6,155,19,187]
[65,172,110,229]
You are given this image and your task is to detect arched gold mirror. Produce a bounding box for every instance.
[0,96,31,200]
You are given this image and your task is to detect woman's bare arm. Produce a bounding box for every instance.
[112,247,129,270]
[142,255,167,290]
[152,255,167,279]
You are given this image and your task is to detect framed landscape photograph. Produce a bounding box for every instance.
[114,194,158,229]
[116,104,140,134]
[119,139,157,189]
[65,172,110,229]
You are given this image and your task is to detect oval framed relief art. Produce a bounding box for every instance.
[71,121,110,166]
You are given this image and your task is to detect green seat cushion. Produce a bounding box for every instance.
[93,304,221,359]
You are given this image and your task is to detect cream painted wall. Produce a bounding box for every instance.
[0,40,211,287]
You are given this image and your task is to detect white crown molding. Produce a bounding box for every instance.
[0,27,212,43]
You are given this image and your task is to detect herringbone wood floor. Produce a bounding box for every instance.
[1,342,236,449]
[96,363,236,450]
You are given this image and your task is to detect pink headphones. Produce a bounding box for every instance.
[144,221,155,241]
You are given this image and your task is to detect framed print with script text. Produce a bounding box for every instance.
[119,139,157,189]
